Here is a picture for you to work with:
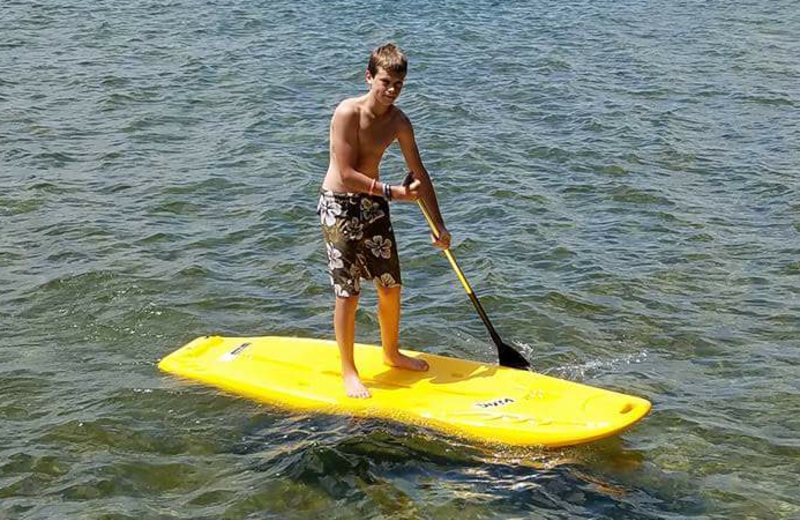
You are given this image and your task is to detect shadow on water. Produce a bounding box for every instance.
[224,413,706,520]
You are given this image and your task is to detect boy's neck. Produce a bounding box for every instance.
[362,92,391,118]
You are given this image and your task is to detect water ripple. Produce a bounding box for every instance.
[3,0,800,518]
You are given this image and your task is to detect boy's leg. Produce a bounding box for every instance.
[334,293,371,398]
[376,284,429,372]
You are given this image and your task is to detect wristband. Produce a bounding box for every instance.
[370,179,377,196]
[383,182,392,201]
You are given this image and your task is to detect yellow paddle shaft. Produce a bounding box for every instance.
[417,200,474,297]
[414,196,530,369]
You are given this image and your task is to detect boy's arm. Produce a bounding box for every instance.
[397,115,451,247]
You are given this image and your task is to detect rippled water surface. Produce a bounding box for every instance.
[3,1,800,519]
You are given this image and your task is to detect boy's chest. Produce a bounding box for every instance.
[357,115,397,153]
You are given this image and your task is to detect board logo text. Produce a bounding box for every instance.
[219,342,251,362]
[475,397,515,408]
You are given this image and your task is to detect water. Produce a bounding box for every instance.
[2,1,799,518]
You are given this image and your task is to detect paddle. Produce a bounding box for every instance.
[403,173,531,370]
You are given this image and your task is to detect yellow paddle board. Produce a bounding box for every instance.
[159,336,650,448]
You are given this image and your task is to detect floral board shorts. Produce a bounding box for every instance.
[317,189,402,298]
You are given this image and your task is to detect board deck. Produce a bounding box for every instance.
[159,335,650,447]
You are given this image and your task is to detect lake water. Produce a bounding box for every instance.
[2,1,799,518]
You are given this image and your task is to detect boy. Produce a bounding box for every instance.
[317,43,451,398]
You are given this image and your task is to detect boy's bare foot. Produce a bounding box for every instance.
[344,372,371,399]
[384,353,429,372]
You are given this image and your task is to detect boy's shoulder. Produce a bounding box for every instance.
[389,106,412,134]
[331,97,412,135]
[333,97,410,121]
[333,97,361,118]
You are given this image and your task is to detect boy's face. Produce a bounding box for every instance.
[366,67,406,106]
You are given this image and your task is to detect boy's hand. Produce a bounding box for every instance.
[432,227,451,249]
[400,171,449,248]
[394,179,422,202]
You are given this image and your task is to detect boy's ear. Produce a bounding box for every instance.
[365,69,373,84]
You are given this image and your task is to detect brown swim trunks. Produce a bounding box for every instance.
[317,189,402,298]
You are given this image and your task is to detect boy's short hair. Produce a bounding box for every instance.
[367,43,408,76]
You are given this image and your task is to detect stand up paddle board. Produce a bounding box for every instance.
[159,336,650,448]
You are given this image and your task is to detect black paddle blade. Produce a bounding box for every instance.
[498,342,531,370]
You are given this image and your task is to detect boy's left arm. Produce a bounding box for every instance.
[397,115,451,249]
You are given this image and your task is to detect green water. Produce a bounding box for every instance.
[2,1,799,518]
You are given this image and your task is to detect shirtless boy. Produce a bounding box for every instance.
[317,43,451,398]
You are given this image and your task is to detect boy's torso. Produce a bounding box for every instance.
[356,102,400,169]
[324,97,403,190]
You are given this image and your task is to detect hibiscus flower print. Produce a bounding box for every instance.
[318,194,343,227]
[360,198,385,223]
[377,273,397,288]
[326,243,344,270]
[341,217,364,241]
[356,253,370,279]
[348,264,362,293]
[366,235,392,259]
